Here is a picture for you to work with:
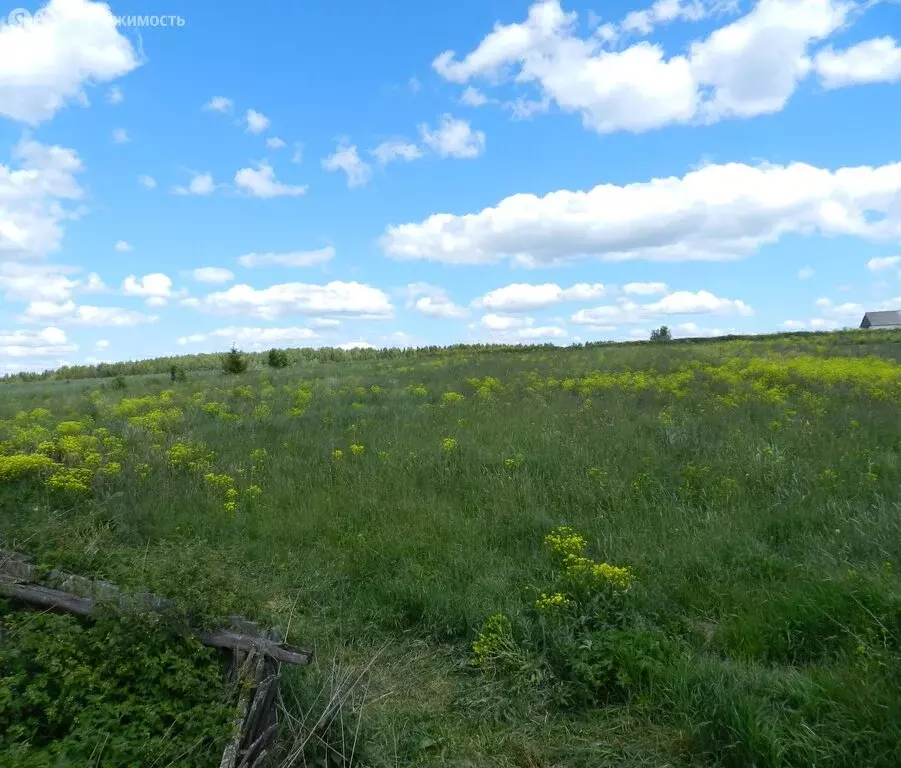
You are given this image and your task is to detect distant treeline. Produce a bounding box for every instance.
[2,328,898,383]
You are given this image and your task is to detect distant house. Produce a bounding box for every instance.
[860,310,901,329]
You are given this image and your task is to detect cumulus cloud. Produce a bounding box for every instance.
[192,267,234,283]
[797,266,815,279]
[381,159,901,267]
[138,174,156,189]
[623,282,668,295]
[339,340,375,350]
[0,138,85,261]
[266,137,287,149]
[571,290,752,325]
[460,86,489,106]
[95,338,109,349]
[112,128,129,144]
[432,0,860,134]
[114,240,133,252]
[107,85,123,104]
[178,326,321,346]
[478,313,567,339]
[0,326,77,357]
[419,114,485,158]
[474,282,607,312]
[233,162,307,198]
[815,37,901,89]
[237,247,334,268]
[621,0,737,36]
[172,172,215,196]
[19,301,158,326]
[866,256,901,272]
[122,273,173,306]
[370,141,423,165]
[321,142,372,188]
[0,0,141,124]
[405,283,468,318]
[204,96,233,112]
[183,281,394,320]
[244,109,270,134]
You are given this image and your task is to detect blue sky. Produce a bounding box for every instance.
[0,0,900,371]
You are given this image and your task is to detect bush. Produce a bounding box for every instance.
[111,374,127,390]
[0,607,233,766]
[267,348,289,368]
[650,325,672,342]
[222,345,248,375]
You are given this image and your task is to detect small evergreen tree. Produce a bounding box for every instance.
[222,345,248,374]
[650,325,672,342]
[267,348,289,368]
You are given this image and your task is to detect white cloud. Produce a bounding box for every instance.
[797,266,815,279]
[0,262,78,301]
[107,85,123,104]
[0,326,76,357]
[204,96,233,113]
[408,76,422,93]
[478,313,567,339]
[480,313,528,330]
[405,283,468,318]
[673,321,733,337]
[815,37,901,89]
[621,0,736,36]
[419,114,485,158]
[178,326,321,347]
[172,172,215,196]
[237,246,334,268]
[572,290,752,324]
[781,319,808,329]
[381,159,901,267]
[291,142,304,164]
[245,109,270,134]
[0,0,141,124]
[112,127,129,144]
[122,273,173,304]
[814,296,864,317]
[83,272,106,293]
[184,281,394,320]
[266,137,287,149]
[0,138,85,261]
[234,162,308,198]
[19,301,157,326]
[311,317,341,328]
[623,281,669,295]
[370,140,423,165]
[474,282,607,312]
[138,174,156,189]
[321,142,372,188]
[192,267,235,283]
[432,0,857,135]
[339,340,375,350]
[866,255,901,271]
[95,338,109,349]
[460,86,489,106]
[114,240,133,253]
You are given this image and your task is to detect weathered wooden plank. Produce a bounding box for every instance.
[0,580,311,665]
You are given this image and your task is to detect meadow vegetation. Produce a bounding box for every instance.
[1,329,901,766]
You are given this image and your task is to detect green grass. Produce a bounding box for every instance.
[2,331,901,766]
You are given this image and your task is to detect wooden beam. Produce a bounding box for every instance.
[0,552,311,666]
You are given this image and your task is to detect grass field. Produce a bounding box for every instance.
[2,331,901,766]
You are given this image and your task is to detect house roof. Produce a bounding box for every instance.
[862,310,901,327]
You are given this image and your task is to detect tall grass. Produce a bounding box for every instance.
[1,333,900,765]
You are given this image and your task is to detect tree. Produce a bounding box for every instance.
[267,348,289,368]
[222,345,248,374]
[650,325,672,342]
